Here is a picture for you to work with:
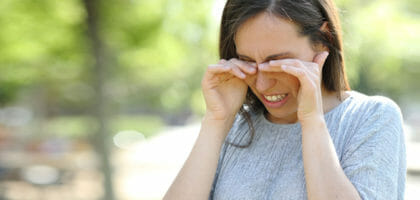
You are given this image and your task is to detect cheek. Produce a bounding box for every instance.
[285,74,300,95]
[244,75,259,98]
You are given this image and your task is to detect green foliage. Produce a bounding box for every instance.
[0,0,419,130]
[0,0,88,110]
[95,0,218,116]
[337,0,420,101]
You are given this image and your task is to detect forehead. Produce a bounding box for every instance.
[234,12,310,60]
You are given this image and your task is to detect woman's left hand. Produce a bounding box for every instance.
[259,51,329,123]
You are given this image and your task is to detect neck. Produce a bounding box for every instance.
[321,88,348,114]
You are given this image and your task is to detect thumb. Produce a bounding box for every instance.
[313,51,329,70]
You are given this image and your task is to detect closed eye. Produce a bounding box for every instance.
[238,56,253,62]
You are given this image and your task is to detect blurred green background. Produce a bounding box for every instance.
[0,0,419,199]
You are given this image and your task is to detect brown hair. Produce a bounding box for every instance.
[219,0,350,148]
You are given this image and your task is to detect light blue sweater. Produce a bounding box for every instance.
[209,91,406,199]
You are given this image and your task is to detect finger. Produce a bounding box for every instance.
[218,59,227,64]
[267,58,321,75]
[207,64,231,73]
[217,61,246,79]
[230,65,246,79]
[312,51,329,70]
[280,65,315,88]
[230,58,257,74]
[281,65,306,79]
[284,64,320,80]
[261,59,307,72]
[208,62,246,79]
[258,62,285,72]
[268,59,303,68]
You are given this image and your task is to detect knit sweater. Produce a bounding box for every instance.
[209,91,406,200]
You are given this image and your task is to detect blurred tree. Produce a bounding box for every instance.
[97,0,217,123]
[0,0,89,112]
[0,0,419,125]
[0,0,419,198]
[82,0,115,199]
[337,0,420,103]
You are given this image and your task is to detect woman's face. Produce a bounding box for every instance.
[235,12,319,124]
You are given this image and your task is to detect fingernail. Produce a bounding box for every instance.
[324,51,329,56]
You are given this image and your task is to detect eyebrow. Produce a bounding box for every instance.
[237,52,294,62]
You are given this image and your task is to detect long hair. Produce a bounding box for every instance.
[219,0,350,148]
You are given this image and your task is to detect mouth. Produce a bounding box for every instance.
[261,93,289,108]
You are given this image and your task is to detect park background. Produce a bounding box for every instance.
[0,0,419,199]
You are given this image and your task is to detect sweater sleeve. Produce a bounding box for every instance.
[340,97,406,200]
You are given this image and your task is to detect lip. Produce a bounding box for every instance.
[261,93,290,108]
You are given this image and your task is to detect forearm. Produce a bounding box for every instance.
[301,116,361,200]
[163,115,234,200]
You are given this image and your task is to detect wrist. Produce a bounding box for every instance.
[201,112,236,138]
[204,111,236,124]
[300,114,326,130]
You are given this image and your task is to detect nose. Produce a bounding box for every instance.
[256,71,276,93]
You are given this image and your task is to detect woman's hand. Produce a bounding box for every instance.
[259,51,329,122]
[202,58,256,121]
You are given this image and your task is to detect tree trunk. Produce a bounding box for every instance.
[81,0,115,199]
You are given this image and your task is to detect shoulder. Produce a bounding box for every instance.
[340,92,406,161]
[340,91,405,149]
[344,91,403,124]
[339,94,406,200]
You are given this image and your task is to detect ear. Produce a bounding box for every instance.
[320,21,329,33]
[313,21,331,52]
[320,21,334,45]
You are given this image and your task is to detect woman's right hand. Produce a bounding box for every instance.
[202,58,257,121]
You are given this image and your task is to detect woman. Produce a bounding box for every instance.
[164,0,406,199]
